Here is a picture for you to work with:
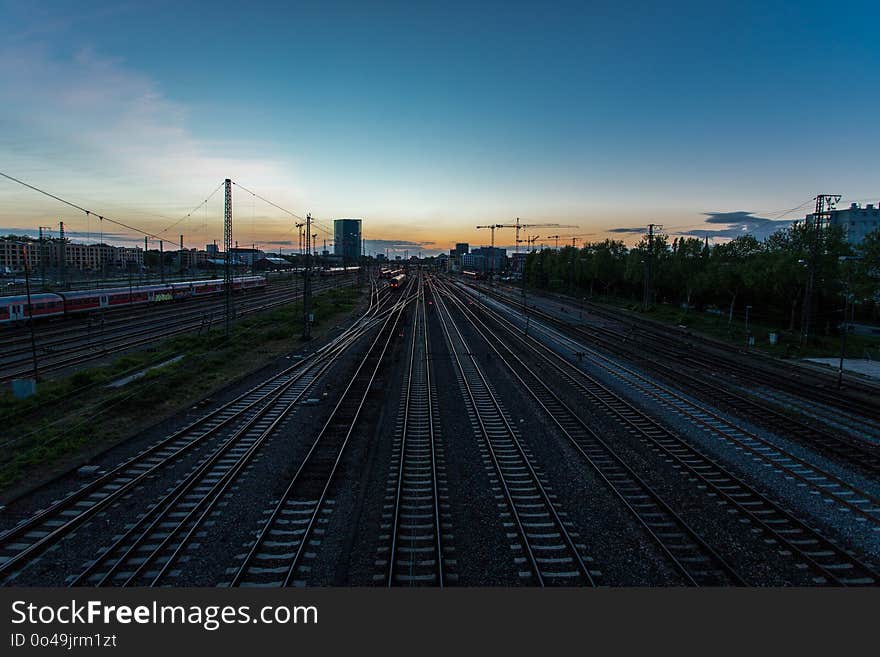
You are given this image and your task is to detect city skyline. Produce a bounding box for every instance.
[1,1,878,255]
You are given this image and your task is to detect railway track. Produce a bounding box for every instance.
[0,276,356,383]
[436,279,745,586]
[0,279,300,352]
[568,307,880,470]
[472,283,880,475]
[431,278,599,587]
[468,285,880,528]
[452,280,880,586]
[378,276,450,586]
[0,283,389,585]
[498,283,880,423]
[230,281,413,587]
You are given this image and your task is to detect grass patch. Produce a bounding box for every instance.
[517,286,880,360]
[610,299,879,360]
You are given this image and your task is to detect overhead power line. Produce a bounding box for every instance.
[158,180,226,235]
[0,170,202,250]
[231,180,304,222]
[231,179,333,238]
[766,198,815,220]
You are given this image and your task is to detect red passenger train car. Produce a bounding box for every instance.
[0,276,266,325]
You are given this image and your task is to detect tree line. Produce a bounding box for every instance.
[523,222,880,333]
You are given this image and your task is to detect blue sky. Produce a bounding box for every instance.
[1,1,878,254]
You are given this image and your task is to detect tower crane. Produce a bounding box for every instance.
[546,235,561,250]
[562,234,594,248]
[475,224,504,280]
[497,218,577,253]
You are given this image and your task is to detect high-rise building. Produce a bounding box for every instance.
[470,246,506,273]
[334,218,362,263]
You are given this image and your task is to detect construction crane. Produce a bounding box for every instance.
[498,218,577,253]
[523,235,541,249]
[562,234,594,248]
[475,224,504,280]
[546,235,561,250]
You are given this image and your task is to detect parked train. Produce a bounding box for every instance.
[388,273,407,290]
[379,268,404,280]
[0,276,266,325]
[320,266,360,277]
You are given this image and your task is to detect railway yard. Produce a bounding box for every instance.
[1,269,879,587]
[0,271,357,383]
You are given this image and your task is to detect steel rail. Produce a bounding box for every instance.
[386,275,444,586]
[455,281,880,586]
[0,287,389,581]
[437,278,746,586]
[471,283,880,473]
[230,282,414,587]
[430,278,596,587]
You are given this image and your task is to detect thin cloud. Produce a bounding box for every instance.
[606,212,796,241]
[680,211,794,240]
[0,44,299,226]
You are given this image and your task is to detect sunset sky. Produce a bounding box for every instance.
[1,1,878,255]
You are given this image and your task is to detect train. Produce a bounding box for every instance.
[388,273,407,290]
[319,266,360,277]
[0,276,267,325]
[379,268,404,280]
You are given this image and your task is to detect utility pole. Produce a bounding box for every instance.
[59,221,66,289]
[521,244,531,337]
[303,213,313,340]
[296,221,305,260]
[801,194,840,344]
[642,223,661,311]
[20,243,39,381]
[180,234,185,278]
[38,226,51,289]
[224,178,233,338]
[359,230,365,287]
[159,239,165,283]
